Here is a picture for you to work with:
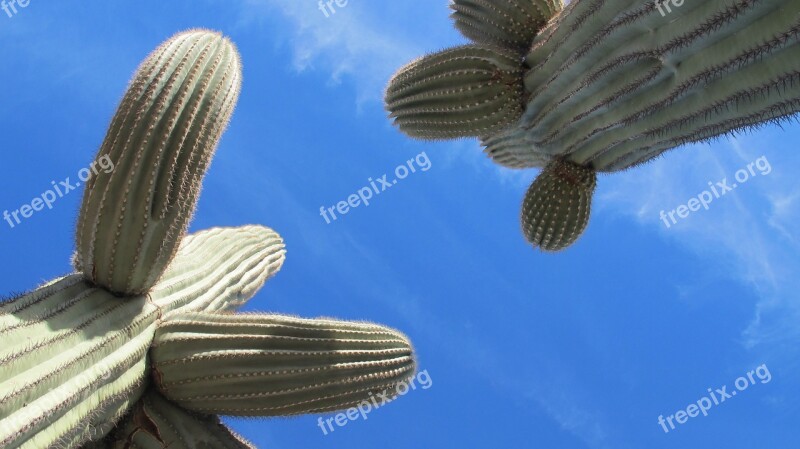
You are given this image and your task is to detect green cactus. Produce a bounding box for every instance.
[521,158,596,251]
[385,44,526,140]
[0,29,416,449]
[74,29,242,296]
[387,0,800,250]
[450,0,562,50]
[105,389,256,448]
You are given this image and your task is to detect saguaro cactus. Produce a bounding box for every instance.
[0,30,416,449]
[387,0,800,251]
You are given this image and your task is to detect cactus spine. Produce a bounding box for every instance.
[2,30,416,449]
[386,0,800,250]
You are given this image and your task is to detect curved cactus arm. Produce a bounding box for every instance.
[150,225,286,315]
[385,44,525,140]
[75,29,242,296]
[104,390,254,449]
[150,312,416,417]
[0,277,157,448]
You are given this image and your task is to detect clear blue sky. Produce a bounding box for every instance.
[1,1,799,448]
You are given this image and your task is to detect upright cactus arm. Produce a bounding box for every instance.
[150,312,417,417]
[75,30,242,296]
[105,390,255,449]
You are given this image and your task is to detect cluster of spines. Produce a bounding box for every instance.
[521,159,596,251]
[74,29,242,296]
[150,313,416,416]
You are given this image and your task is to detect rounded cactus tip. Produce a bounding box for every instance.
[449,0,562,51]
[74,28,243,296]
[521,158,597,252]
[385,44,525,141]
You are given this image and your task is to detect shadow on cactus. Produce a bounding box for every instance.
[0,30,416,449]
[386,0,800,251]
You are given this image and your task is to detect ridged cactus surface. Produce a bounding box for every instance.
[108,390,255,449]
[521,159,596,251]
[75,30,241,296]
[385,44,526,140]
[386,0,800,250]
[1,29,416,449]
[450,0,562,50]
[151,313,415,416]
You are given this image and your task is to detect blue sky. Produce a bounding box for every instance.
[1,1,799,448]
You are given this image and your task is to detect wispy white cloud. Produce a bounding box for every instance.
[233,0,425,105]
[599,135,800,350]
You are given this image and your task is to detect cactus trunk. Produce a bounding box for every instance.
[485,0,800,171]
[0,277,156,448]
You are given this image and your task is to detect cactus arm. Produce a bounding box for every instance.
[385,44,525,139]
[75,30,242,296]
[150,312,416,417]
[150,226,286,314]
[450,0,562,51]
[521,159,596,251]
